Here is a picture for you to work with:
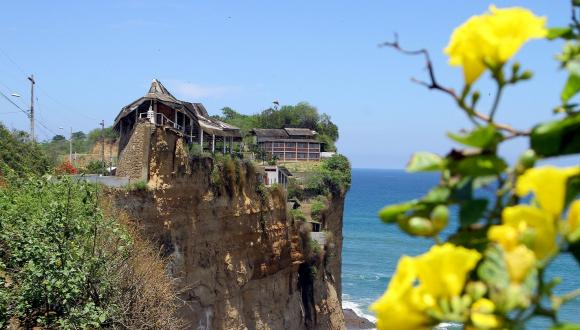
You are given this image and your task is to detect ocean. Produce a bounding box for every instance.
[341,169,580,329]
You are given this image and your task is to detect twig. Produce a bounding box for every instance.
[379,34,529,138]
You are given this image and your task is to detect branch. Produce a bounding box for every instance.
[379,34,529,138]
[378,34,457,99]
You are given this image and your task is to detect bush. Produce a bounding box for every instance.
[310,197,327,221]
[55,160,78,175]
[0,176,177,328]
[84,160,107,175]
[306,154,351,195]
[289,208,307,222]
[0,124,51,176]
[126,180,148,191]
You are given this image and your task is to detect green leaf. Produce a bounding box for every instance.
[547,27,575,40]
[422,186,451,204]
[378,200,417,223]
[562,73,580,102]
[447,228,490,252]
[406,152,445,172]
[450,178,474,202]
[459,199,488,227]
[565,176,580,209]
[531,115,580,157]
[477,245,510,290]
[447,126,501,149]
[454,155,508,177]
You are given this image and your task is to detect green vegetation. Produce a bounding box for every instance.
[306,154,352,195]
[125,180,148,191]
[0,124,51,176]
[214,102,339,151]
[0,175,177,328]
[289,208,307,221]
[310,196,328,221]
[39,126,118,166]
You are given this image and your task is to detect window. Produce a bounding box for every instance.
[297,153,307,159]
[309,153,320,159]
[286,142,296,148]
[309,143,320,150]
[286,153,297,159]
[297,143,308,148]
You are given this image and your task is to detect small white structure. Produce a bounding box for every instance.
[264,166,292,189]
[320,152,336,159]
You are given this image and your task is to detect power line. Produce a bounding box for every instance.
[0,90,28,115]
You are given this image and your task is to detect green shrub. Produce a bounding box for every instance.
[0,176,129,328]
[290,208,307,221]
[310,197,327,221]
[306,154,351,195]
[84,160,107,175]
[0,124,51,176]
[126,180,148,191]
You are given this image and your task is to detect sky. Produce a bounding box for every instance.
[0,1,577,169]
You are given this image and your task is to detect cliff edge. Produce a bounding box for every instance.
[110,122,346,329]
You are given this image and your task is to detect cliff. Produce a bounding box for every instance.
[110,122,346,329]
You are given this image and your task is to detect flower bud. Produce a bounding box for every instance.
[408,217,433,236]
[471,91,481,106]
[466,281,487,300]
[431,205,449,232]
[516,149,537,174]
[519,70,533,80]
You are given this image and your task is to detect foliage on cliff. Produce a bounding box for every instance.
[214,102,339,151]
[373,4,580,329]
[0,174,179,329]
[0,124,51,176]
[306,154,352,195]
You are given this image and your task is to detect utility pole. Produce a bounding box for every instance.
[28,75,35,142]
[100,120,105,175]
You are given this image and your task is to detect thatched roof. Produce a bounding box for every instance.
[114,79,241,137]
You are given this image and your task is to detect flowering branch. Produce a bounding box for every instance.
[379,35,529,138]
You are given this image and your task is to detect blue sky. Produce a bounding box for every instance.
[0,1,577,168]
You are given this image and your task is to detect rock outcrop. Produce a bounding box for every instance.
[111,122,346,329]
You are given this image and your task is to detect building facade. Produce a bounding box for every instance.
[113,79,242,155]
[251,128,321,161]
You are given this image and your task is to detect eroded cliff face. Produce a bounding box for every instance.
[111,123,346,329]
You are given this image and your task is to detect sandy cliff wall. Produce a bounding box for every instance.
[110,123,346,329]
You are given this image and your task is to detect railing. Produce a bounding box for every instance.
[139,112,182,131]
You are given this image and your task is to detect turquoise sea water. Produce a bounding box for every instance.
[341,169,580,329]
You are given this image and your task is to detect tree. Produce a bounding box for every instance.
[52,134,66,142]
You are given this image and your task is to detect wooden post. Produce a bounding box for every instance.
[212,134,215,153]
[230,136,233,154]
[199,127,204,151]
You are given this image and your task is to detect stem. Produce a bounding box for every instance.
[489,82,504,122]
[560,288,580,304]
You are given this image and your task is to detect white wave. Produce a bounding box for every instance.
[342,299,377,325]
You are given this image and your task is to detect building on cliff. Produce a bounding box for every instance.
[250,128,322,161]
[113,79,242,155]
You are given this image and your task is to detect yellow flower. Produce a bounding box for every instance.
[371,244,481,329]
[370,257,429,330]
[470,298,500,329]
[504,245,536,283]
[565,200,580,242]
[516,166,580,216]
[445,5,546,84]
[414,243,482,298]
[496,205,558,260]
